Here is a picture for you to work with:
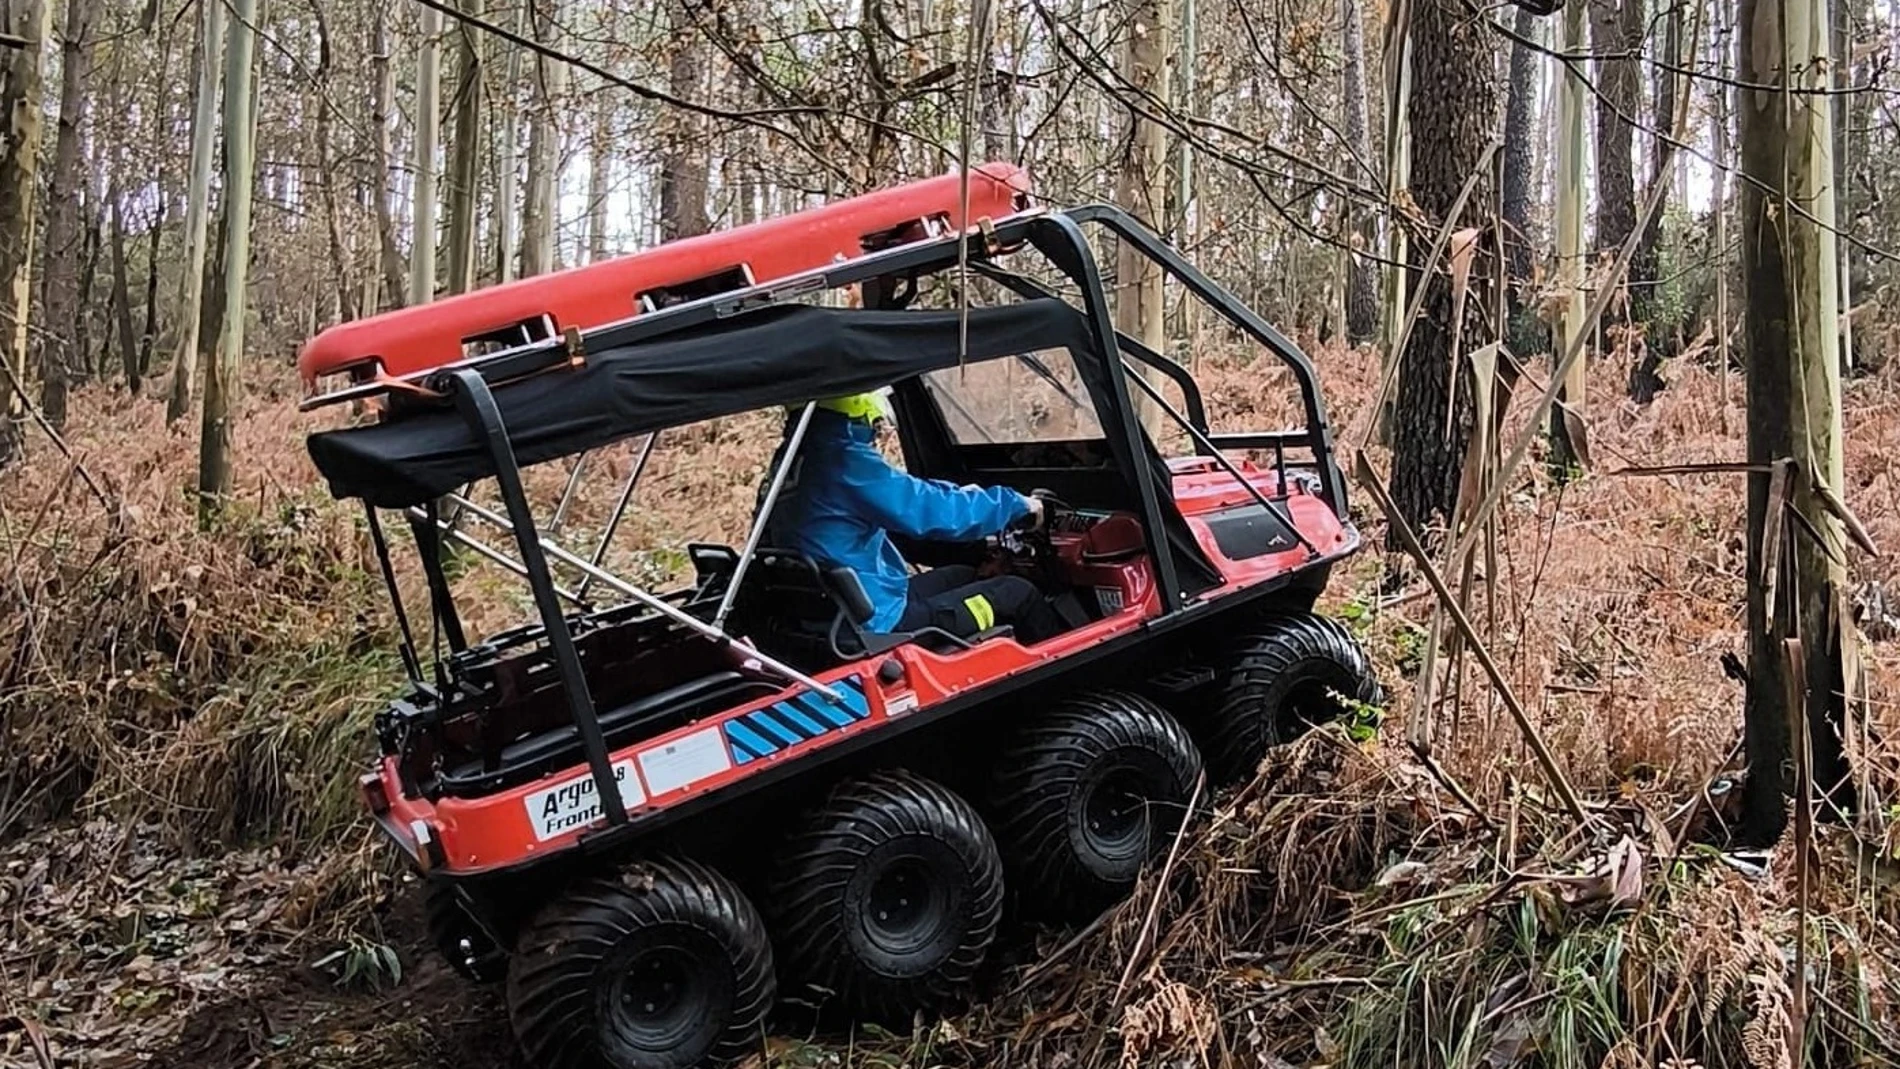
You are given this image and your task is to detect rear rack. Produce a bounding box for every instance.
[298,163,1032,411]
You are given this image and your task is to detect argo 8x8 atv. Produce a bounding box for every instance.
[299,163,1378,1068]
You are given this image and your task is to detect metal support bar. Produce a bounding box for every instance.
[576,433,657,601]
[1065,204,1347,517]
[407,505,588,605]
[547,451,591,535]
[446,369,628,827]
[1118,359,1321,560]
[1034,213,1186,612]
[364,506,424,683]
[715,403,818,629]
[442,491,844,703]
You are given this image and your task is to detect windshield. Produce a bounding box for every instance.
[922,349,1102,444]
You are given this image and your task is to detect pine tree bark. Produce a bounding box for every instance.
[1390,0,1494,537]
[658,0,708,241]
[1114,0,1170,434]
[198,0,257,520]
[1588,0,1641,329]
[1738,0,1856,843]
[0,0,51,463]
[444,0,482,295]
[36,0,101,430]
[1340,0,1378,344]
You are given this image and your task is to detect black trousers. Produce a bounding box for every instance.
[895,565,1065,645]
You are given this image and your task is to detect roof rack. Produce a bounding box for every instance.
[297,163,1033,411]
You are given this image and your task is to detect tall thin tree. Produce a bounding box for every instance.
[198,0,258,519]
[36,0,102,430]
[444,0,483,295]
[1113,0,1171,432]
[1340,0,1378,344]
[411,1,443,305]
[0,0,52,463]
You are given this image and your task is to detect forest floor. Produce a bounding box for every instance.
[4,337,1900,1068]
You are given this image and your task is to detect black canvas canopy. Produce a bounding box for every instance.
[310,299,1094,508]
[307,295,1221,593]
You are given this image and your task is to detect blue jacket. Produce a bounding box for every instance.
[768,410,1032,632]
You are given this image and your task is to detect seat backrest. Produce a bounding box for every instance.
[738,549,842,629]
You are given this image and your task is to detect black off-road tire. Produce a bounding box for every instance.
[1205,612,1381,783]
[506,858,775,1069]
[425,881,509,984]
[764,771,1004,1024]
[985,692,1203,918]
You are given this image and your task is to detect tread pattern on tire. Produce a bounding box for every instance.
[986,691,1202,917]
[505,856,775,1069]
[425,882,508,984]
[1205,612,1381,783]
[765,770,1003,1023]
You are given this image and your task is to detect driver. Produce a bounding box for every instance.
[766,391,1067,645]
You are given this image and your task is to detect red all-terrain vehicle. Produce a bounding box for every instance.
[299,164,1378,1069]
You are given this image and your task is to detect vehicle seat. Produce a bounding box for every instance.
[733,548,1011,666]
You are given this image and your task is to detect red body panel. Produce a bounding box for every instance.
[367,459,1354,876]
[300,164,1031,390]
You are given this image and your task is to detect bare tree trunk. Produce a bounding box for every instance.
[659,0,709,241]
[1588,0,1641,332]
[311,5,356,322]
[520,0,565,277]
[1500,3,1542,360]
[444,0,482,294]
[494,0,523,282]
[1114,0,1170,434]
[166,0,221,424]
[1830,0,1856,370]
[138,5,173,381]
[1738,0,1855,842]
[370,0,406,308]
[1629,0,1682,401]
[1390,0,1494,536]
[199,0,257,520]
[1340,0,1378,343]
[37,0,102,430]
[1376,0,1411,444]
[1548,0,1588,476]
[108,195,137,393]
[586,87,611,260]
[411,2,442,305]
[0,0,51,463]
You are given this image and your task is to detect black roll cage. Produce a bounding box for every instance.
[360,204,1344,833]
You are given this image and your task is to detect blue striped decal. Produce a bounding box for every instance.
[722,676,870,765]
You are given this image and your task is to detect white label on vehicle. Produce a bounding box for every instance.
[885,692,918,718]
[525,760,645,842]
[1096,586,1125,614]
[637,727,732,796]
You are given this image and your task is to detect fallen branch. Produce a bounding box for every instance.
[1353,450,1590,827]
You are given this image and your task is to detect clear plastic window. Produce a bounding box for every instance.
[922,350,1103,444]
